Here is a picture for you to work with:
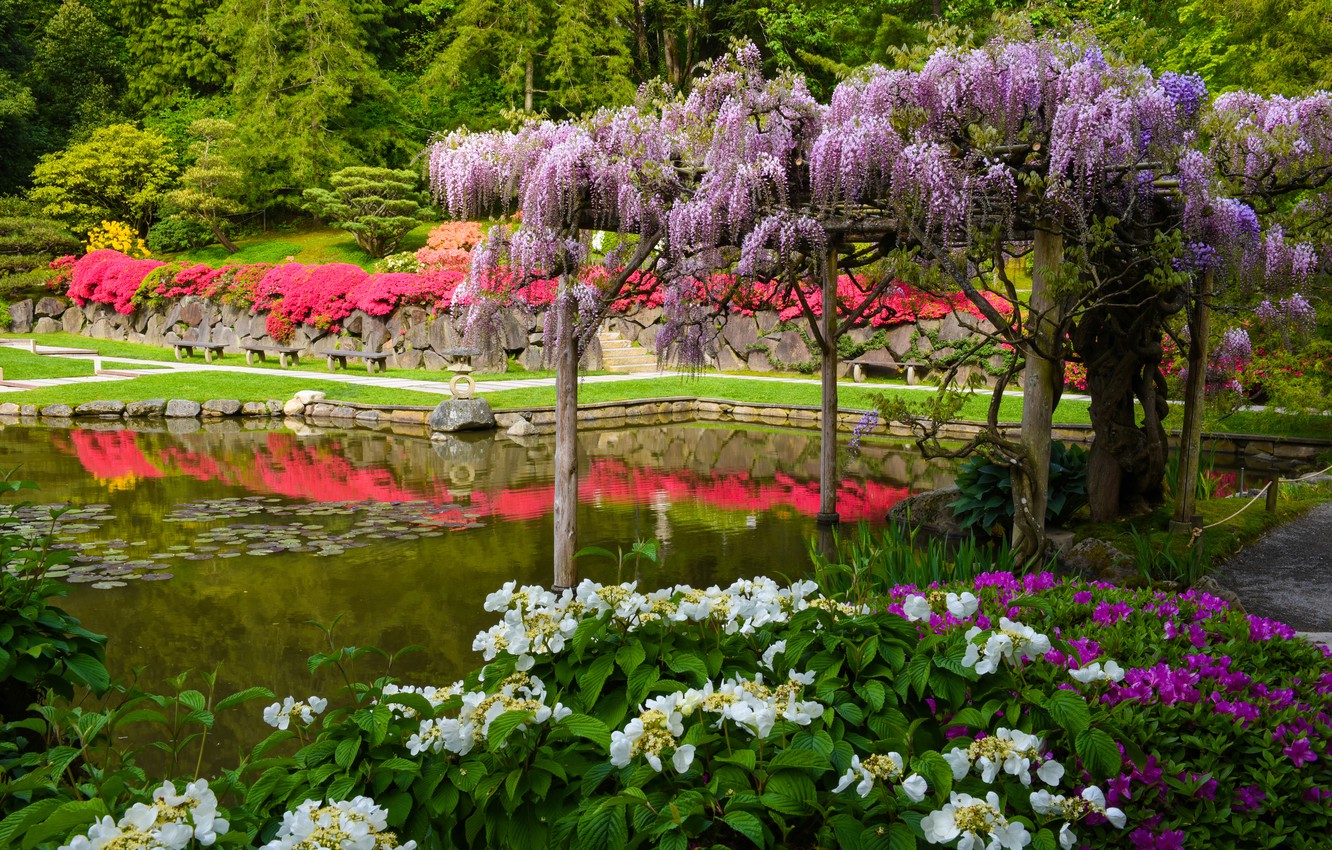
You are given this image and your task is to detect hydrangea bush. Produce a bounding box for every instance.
[25,563,1331,850]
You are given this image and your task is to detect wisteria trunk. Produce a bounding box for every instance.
[1073,284,1176,522]
[553,290,579,588]
[1172,270,1212,527]
[1010,226,1061,562]
[818,247,840,530]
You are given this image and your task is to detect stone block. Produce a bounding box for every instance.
[126,399,167,417]
[241,402,269,416]
[8,299,33,332]
[40,404,73,417]
[746,350,772,372]
[202,399,242,416]
[74,400,126,417]
[773,330,811,367]
[428,398,497,432]
[165,399,202,418]
[34,297,65,317]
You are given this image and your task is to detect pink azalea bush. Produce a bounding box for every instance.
[55,250,1016,344]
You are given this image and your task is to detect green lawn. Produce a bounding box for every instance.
[0,346,94,379]
[168,224,437,271]
[0,373,444,407]
[481,375,1081,422]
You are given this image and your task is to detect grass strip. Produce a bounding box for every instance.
[0,373,445,406]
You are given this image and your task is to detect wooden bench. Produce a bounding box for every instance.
[239,344,303,368]
[320,348,391,374]
[847,357,930,385]
[173,341,229,363]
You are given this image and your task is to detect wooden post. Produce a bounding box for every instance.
[817,244,840,528]
[1173,269,1213,528]
[1265,477,1279,513]
[553,287,579,589]
[1011,224,1062,561]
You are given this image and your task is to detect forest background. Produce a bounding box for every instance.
[3,0,1330,233]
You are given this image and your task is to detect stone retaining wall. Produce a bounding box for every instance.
[7,295,1008,380]
[3,391,1324,467]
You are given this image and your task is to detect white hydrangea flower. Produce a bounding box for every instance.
[946,592,979,619]
[903,595,933,623]
[263,696,327,730]
[261,797,416,850]
[1029,785,1126,838]
[961,619,1051,675]
[1069,660,1125,684]
[947,729,1063,788]
[761,639,787,670]
[833,752,928,802]
[922,791,1030,850]
[59,780,229,850]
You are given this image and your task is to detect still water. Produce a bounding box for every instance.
[2,421,953,714]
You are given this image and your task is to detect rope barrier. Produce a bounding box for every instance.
[1193,463,1332,532]
[1280,463,1332,484]
[1203,483,1272,529]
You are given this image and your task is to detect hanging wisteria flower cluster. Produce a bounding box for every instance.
[60,780,229,850]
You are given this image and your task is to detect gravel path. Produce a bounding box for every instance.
[1214,499,1332,635]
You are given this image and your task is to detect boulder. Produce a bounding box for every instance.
[887,486,970,538]
[126,399,167,417]
[33,317,59,334]
[39,404,74,417]
[266,400,284,415]
[716,346,745,372]
[74,400,126,417]
[746,350,772,372]
[773,330,812,367]
[938,311,972,342]
[282,398,306,416]
[61,307,85,334]
[8,300,33,332]
[354,410,381,423]
[19,405,37,417]
[428,398,496,432]
[507,418,537,437]
[201,399,242,416]
[34,297,65,317]
[755,310,781,334]
[422,350,448,371]
[165,399,202,418]
[294,390,326,404]
[1062,538,1138,586]
[722,315,760,356]
[0,402,17,415]
[886,324,916,359]
[241,402,269,416]
[518,346,544,371]
[395,349,423,370]
[1190,574,1246,613]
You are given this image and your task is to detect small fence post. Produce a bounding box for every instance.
[1265,478,1279,513]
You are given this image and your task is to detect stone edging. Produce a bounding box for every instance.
[1,395,1326,464]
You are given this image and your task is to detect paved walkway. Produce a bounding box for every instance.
[0,341,1090,403]
[1214,499,1332,639]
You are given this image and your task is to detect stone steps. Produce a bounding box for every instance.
[598,329,659,374]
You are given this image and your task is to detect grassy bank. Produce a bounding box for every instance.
[167,224,436,271]
[0,373,445,406]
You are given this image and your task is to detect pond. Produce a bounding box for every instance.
[2,420,953,757]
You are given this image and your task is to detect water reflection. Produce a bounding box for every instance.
[3,422,954,707]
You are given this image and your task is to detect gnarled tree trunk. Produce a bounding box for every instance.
[1072,281,1178,521]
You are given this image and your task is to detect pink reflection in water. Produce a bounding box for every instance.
[57,430,911,522]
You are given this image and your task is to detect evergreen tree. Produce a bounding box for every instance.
[302,166,430,258]
[119,0,228,109]
[168,118,245,252]
[215,0,405,200]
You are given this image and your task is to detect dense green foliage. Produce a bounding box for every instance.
[0,197,78,298]
[2,0,1328,209]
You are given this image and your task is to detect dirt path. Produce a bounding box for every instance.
[1214,499,1332,641]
